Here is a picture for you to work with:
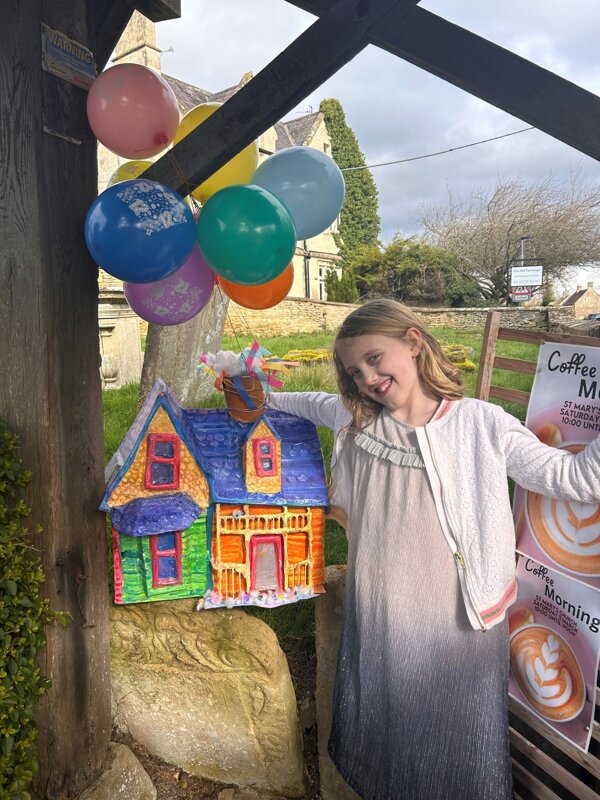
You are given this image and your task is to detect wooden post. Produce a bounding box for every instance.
[475,311,501,401]
[0,2,111,795]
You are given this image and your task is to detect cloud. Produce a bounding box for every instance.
[157,0,600,281]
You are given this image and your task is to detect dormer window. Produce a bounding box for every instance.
[253,437,277,477]
[145,433,180,490]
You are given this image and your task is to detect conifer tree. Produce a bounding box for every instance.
[320,98,381,264]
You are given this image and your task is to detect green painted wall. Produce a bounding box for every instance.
[117,516,208,604]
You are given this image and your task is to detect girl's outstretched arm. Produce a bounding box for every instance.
[502,410,600,502]
[267,390,351,433]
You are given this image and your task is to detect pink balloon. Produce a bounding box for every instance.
[87,64,179,159]
[124,244,216,325]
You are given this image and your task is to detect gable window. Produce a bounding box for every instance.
[150,531,182,587]
[252,437,277,477]
[145,433,180,490]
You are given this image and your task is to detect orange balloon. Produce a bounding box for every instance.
[219,264,294,309]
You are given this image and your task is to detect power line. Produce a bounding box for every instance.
[341,126,536,172]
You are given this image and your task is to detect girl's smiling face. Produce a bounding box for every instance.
[336,331,430,418]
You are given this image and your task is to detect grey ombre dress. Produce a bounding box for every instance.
[328,405,513,800]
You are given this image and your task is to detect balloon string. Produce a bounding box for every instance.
[167,150,202,216]
[216,283,272,401]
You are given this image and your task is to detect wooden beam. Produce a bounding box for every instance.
[134,0,180,22]
[94,0,136,71]
[287,1,600,162]
[1,1,111,795]
[144,0,420,194]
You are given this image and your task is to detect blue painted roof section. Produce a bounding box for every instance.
[185,408,328,506]
[111,493,202,537]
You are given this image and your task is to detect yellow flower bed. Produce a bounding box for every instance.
[441,343,475,372]
[281,348,332,365]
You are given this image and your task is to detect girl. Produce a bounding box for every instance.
[268,298,600,800]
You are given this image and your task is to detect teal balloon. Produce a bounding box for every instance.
[252,146,345,240]
[196,184,296,285]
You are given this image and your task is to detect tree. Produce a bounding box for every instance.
[420,173,600,303]
[346,236,481,306]
[319,99,381,262]
[324,266,359,303]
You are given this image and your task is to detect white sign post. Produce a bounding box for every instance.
[510,265,544,287]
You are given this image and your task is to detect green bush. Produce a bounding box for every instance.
[0,422,55,800]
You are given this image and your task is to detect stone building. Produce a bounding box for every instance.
[560,280,600,318]
[97,11,341,302]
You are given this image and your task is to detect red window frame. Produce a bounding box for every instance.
[149,531,183,588]
[144,433,180,490]
[252,437,277,477]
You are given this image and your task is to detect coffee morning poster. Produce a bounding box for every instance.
[509,557,600,751]
[514,342,600,590]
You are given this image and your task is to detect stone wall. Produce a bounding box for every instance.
[223,298,576,336]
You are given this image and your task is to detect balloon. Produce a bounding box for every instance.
[124,244,215,325]
[87,64,179,159]
[85,179,196,284]
[196,184,296,285]
[252,146,345,239]
[173,103,258,202]
[219,264,294,309]
[107,159,152,187]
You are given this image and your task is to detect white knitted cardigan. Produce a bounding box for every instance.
[268,391,600,631]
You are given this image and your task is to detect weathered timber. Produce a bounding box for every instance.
[143,0,420,194]
[1,1,111,796]
[287,1,600,162]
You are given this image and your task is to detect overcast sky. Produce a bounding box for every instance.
[156,1,600,291]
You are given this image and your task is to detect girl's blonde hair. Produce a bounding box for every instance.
[333,298,465,429]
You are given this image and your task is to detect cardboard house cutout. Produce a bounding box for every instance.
[100,379,328,608]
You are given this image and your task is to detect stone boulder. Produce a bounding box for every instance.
[315,566,361,800]
[78,743,156,800]
[110,600,304,797]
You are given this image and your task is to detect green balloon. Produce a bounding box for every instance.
[196,184,297,286]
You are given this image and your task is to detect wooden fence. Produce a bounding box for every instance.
[476,311,600,800]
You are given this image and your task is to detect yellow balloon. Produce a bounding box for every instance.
[173,103,259,203]
[107,159,153,188]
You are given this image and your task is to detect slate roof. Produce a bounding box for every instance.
[561,288,588,306]
[162,73,322,151]
[101,380,328,536]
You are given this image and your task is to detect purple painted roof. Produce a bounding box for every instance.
[111,493,202,537]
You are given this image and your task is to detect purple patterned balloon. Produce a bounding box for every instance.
[124,243,215,325]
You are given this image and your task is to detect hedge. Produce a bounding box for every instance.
[0,421,56,800]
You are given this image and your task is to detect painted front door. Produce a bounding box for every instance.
[250,535,283,591]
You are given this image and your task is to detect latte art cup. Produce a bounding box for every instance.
[525,442,600,576]
[510,624,586,722]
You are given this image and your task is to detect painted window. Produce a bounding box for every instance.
[145,433,180,490]
[252,437,277,477]
[150,531,182,587]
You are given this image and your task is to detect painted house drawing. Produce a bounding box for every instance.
[100,379,328,608]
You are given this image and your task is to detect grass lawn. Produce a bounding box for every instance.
[102,324,541,651]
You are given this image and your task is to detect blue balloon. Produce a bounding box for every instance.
[252,146,345,240]
[85,179,196,283]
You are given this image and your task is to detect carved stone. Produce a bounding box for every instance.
[110,600,304,796]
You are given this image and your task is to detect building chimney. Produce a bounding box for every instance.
[112,11,162,72]
[588,281,594,289]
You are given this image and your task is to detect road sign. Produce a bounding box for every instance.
[510,265,544,287]
[511,286,532,302]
